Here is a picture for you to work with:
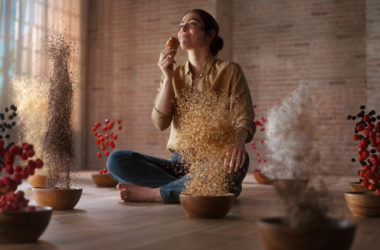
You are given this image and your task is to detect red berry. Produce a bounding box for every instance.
[353,134,359,140]
[26,149,35,157]
[359,138,368,148]
[104,151,110,157]
[368,184,376,191]
[14,165,22,172]
[13,173,22,183]
[96,152,101,158]
[356,124,364,131]
[35,159,43,168]
[369,179,377,186]
[363,114,370,123]
[118,126,122,130]
[4,165,13,175]
[361,180,369,187]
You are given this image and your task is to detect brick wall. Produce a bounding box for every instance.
[86,0,379,176]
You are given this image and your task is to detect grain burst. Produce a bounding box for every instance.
[174,87,237,196]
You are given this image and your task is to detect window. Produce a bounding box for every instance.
[0,0,86,105]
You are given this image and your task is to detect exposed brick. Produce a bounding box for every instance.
[86,0,379,177]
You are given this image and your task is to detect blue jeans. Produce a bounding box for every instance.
[107,150,249,204]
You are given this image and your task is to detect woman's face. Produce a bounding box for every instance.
[178,12,209,51]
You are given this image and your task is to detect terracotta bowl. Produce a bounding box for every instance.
[31,187,82,210]
[28,175,60,187]
[258,217,356,250]
[179,193,235,219]
[344,191,380,217]
[253,172,273,185]
[91,174,118,187]
[273,178,309,190]
[0,206,53,243]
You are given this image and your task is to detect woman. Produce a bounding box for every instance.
[107,9,255,203]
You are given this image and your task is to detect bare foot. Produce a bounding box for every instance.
[117,183,162,202]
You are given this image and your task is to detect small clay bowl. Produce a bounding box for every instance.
[273,178,309,190]
[179,193,235,219]
[91,174,118,187]
[344,191,380,217]
[0,206,53,243]
[28,175,60,187]
[258,217,356,250]
[32,187,82,210]
[253,172,273,185]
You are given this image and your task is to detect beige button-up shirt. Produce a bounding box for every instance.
[152,55,255,152]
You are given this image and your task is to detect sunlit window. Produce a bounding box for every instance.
[0,0,86,105]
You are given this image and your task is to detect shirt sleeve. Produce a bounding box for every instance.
[151,78,173,131]
[229,64,256,143]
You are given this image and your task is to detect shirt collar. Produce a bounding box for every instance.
[184,54,215,77]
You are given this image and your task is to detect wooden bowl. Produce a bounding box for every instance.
[179,193,235,219]
[349,182,367,192]
[349,182,378,193]
[258,217,356,250]
[91,174,118,187]
[253,172,273,185]
[273,178,309,190]
[344,191,380,217]
[31,187,82,210]
[28,175,60,187]
[0,206,53,243]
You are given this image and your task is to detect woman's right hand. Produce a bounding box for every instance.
[157,48,176,80]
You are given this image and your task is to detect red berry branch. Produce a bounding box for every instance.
[91,119,122,175]
[347,106,380,196]
[0,140,44,212]
[251,105,269,174]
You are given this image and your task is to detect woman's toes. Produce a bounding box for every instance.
[117,183,127,190]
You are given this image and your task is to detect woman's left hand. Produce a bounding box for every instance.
[228,142,246,173]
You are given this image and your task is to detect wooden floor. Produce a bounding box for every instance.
[3,172,380,250]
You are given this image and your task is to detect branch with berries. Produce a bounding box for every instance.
[0,140,44,212]
[251,105,269,174]
[91,119,122,175]
[347,105,380,196]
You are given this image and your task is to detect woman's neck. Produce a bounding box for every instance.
[188,48,210,76]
